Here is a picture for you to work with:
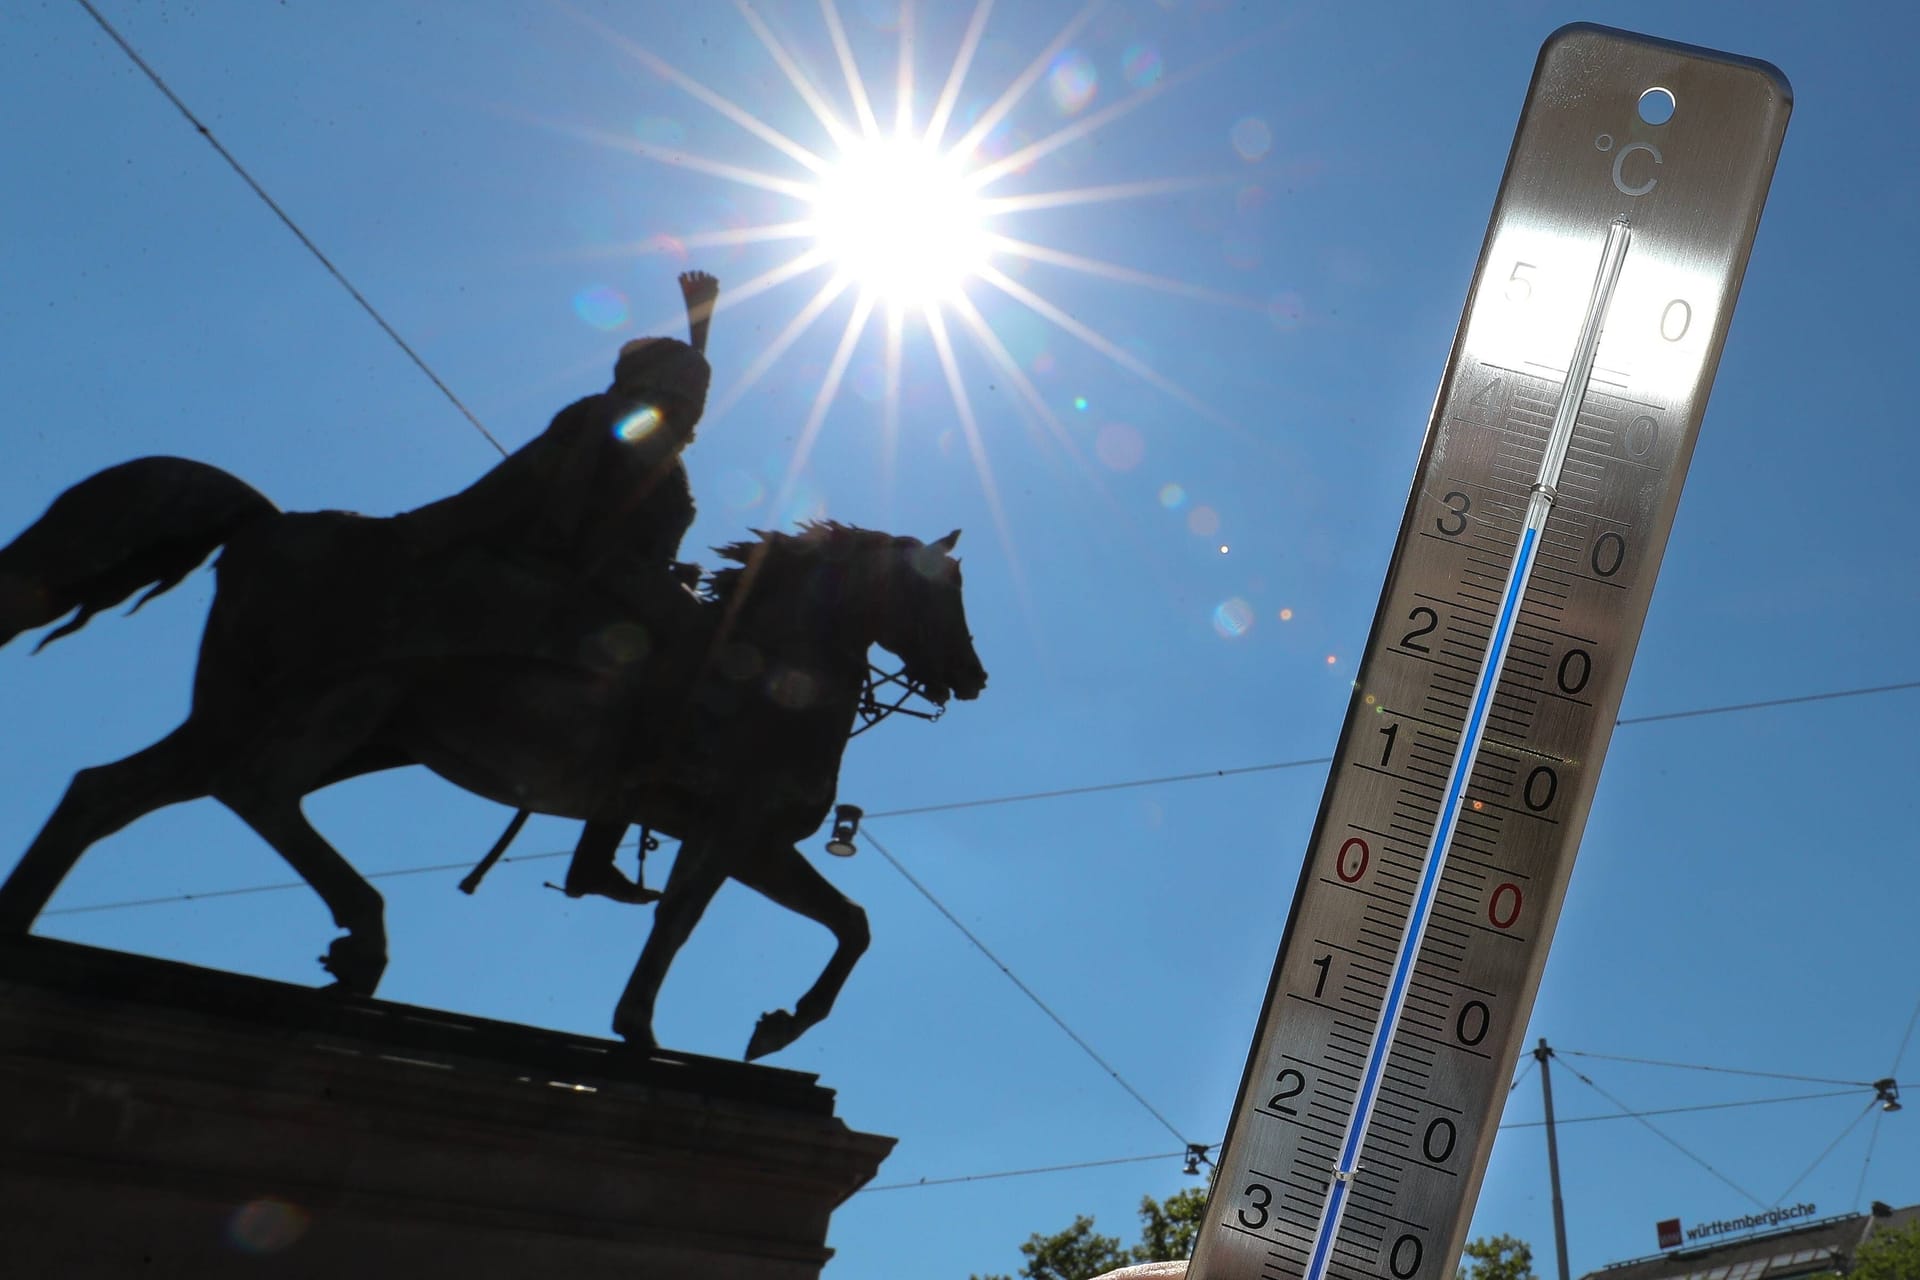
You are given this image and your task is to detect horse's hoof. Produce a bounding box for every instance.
[611,1008,659,1051]
[317,934,386,995]
[745,1009,803,1061]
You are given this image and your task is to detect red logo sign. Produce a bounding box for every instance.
[1657,1219,1683,1249]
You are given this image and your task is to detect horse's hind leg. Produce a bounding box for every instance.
[208,682,395,994]
[734,845,870,1061]
[0,724,213,934]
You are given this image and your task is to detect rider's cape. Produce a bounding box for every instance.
[397,387,697,582]
[206,389,709,697]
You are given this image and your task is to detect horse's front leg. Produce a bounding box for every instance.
[733,844,870,1061]
[610,834,729,1050]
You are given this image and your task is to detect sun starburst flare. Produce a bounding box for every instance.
[569,0,1266,572]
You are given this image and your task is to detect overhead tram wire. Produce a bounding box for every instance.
[866,675,1920,821]
[44,675,1920,921]
[1496,1087,1864,1129]
[860,1146,1218,1194]
[1848,990,1918,1210]
[1767,1096,1879,1209]
[845,1083,1880,1195]
[849,1086,1878,1193]
[1613,679,1920,726]
[1890,991,1920,1077]
[1555,1048,1879,1089]
[1557,1056,1769,1210]
[1851,1108,1886,1212]
[868,756,1330,820]
[863,826,1202,1156]
[43,849,570,917]
[69,0,508,458]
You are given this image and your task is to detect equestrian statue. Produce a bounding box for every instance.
[0,272,988,1060]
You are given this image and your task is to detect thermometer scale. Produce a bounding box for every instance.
[1190,26,1789,1280]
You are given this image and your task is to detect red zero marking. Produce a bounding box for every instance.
[1488,883,1523,929]
[1337,837,1370,883]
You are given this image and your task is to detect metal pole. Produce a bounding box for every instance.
[1536,1038,1571,1280]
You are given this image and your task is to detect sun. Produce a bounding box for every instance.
[574,0,1257,541]
[808,134,991,308]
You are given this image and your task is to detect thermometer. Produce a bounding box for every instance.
[1190,25,1789,1280]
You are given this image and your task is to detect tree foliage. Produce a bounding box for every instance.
[1456,1234,1536,1280]
[1810,1218,1920,1280]
[1135,1185,1209,1263]
[969,1188,1206,1280]
[972,1188,1534,1280]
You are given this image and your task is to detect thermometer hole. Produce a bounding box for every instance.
[1637,87,1676,126]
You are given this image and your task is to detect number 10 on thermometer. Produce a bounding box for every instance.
[1191,26,1789,1280]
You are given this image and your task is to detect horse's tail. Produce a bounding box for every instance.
[0,456,278,652]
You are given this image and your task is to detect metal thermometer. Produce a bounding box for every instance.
[1190,25,1789,1280]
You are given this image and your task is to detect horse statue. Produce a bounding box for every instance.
[0,456,986,1058]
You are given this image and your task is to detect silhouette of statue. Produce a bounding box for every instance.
[0,274,988,1059]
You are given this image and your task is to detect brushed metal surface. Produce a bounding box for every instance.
[1190,25,1789,1280]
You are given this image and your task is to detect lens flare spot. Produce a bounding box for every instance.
[226,1198,309,1255]
[1047,51,1099,114]
[1122,42,1164,89]
[592,622,651,666]
[613,406,664,442]
[1095,422,1145,471]
[1325,654,1338,665]
[718,469,765,509]
[1472,799,1485,811]
[1213,597,1254,638]
[781,480,829,527]
[1278,607,1294,621]
[1187,505,1220,537]
[1231,116,1273,161]
[1218,544,1229,554]
[1364,693,1376,705]
[976,121,1037,173]
[1073,395,1090,412]
[1159,483,1187,509]
[767,666,817,710]
[642,232,689,261]
[573,285,630,332]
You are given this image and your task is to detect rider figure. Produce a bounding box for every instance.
[402,270,719,632]
[418,273,721,905]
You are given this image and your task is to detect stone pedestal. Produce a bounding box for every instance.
[0,937,893,1278]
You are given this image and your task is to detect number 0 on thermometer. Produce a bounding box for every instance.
[1191,25,1789,1280]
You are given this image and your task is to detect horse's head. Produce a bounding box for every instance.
[710,522,987,705]
[874,529,987,705]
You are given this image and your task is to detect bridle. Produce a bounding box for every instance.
[849,661,946,738]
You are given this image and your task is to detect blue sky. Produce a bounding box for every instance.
[2,2,1915,1277]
